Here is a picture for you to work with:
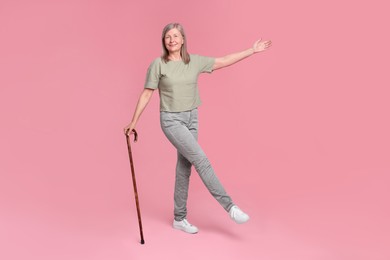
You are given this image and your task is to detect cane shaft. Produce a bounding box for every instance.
[126,132,145,244]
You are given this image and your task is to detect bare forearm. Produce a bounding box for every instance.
[213,48,254,70]
[124,88,154,135]
[213,39,272,70]
[131,89,154,125]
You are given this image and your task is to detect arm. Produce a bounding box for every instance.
[212,39,272,70]
[124,88,154,136]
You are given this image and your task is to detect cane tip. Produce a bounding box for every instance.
[141,239,145,244]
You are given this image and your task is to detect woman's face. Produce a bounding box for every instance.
[164,28,184,54]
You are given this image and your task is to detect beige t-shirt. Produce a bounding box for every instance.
[144,54,215,112]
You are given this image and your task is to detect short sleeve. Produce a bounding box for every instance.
[144,58,161,89]
[193,55,215,74]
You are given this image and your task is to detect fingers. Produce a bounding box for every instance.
[262,40,272,48]
[257,40,272,51]
[124,127,133,136]
[253,38,272,53]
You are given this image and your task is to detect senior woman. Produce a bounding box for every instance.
[124,23,271,234]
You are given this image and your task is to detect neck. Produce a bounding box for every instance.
[168,51,182,61]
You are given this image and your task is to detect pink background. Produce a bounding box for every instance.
[1,0,389,259]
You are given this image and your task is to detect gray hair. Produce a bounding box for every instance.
[161,23,190,64]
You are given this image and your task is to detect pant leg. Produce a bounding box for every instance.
[173,112,199,221]
[160,109,234,221]
[174,152,192,221]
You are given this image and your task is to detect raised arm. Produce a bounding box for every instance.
[124,88,154,136]
[212,39,272,70]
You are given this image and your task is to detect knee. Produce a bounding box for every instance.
[176,160,192,177]
[193,156,212,173]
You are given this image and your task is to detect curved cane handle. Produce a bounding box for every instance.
[125,129,138,142]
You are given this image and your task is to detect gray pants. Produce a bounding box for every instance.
[160,108,234,221]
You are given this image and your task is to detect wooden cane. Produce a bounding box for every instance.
[125,129,145,244]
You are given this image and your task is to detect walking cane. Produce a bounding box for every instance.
[125,129,145,244]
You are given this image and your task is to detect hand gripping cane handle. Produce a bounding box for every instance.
[125,128,138,142]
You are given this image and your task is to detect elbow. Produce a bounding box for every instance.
[213,58,226,70]
[140,88,154,102]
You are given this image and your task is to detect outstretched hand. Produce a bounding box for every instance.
[252,39,272,53]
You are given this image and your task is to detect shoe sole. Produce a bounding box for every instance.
[173,224,199,234]
[232,216,250,224]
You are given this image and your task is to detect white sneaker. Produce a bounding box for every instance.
[173,219,199,234]
[229,205,250,224]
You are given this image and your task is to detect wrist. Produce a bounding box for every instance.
[129,120,137,128]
